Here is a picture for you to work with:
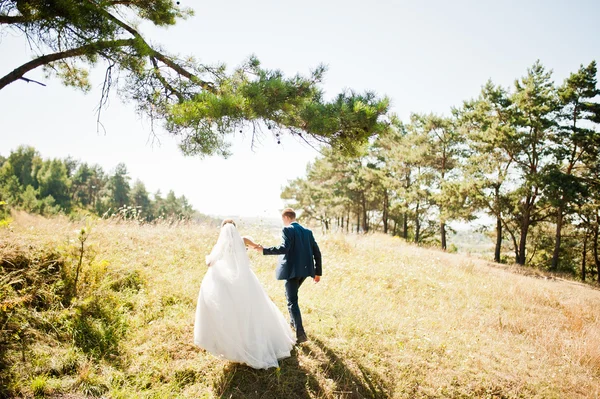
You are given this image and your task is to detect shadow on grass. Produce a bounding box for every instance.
[215,337,388,399]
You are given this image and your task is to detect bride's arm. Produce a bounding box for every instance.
[205,241,223,266]
[205,251,217,266]
[242,236,259,249]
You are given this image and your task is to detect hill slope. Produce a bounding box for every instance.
[1,213,599,398]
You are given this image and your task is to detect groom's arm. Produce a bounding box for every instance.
[262,227,292,255]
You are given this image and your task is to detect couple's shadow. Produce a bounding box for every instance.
[214,337,387,399]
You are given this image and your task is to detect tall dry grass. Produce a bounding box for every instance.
[1,212,599,398]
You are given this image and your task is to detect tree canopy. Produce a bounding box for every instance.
[0,145,197,221]
[283,60,600,281]
[1,0,389,156]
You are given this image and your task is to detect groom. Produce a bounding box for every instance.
[255,208,322,343]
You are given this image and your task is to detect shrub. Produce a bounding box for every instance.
[30,375,49,398]
[75,364,109,397]
[109,270,144,293]
[66,293,127,359]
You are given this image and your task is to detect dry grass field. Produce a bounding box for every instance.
[1,212,600,398]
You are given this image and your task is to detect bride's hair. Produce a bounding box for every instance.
[221,218,236,227]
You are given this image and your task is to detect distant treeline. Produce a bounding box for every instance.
[0,146,203,222]
[283,61,600,281]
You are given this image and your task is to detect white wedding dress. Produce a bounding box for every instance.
[194,223,295,369]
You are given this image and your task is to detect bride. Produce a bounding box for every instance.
[194,219,295,369]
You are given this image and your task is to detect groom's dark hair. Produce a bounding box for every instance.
[281,208,296,219]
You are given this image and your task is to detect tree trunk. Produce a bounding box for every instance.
[356,211,360,234]
[440,221,447,250]
[494,216,502,263]
[517,207,531,265]
[415,202,420,244]
[440,158,447,250]
[507,224,520,265]
[382,189,389,234]
[347,210,350,233]
[90,184,96,208]
[362,192,369,233]
[594,212,600,282]
[404,172,411,240]
[551,204,564,270]
[582,231,588,282]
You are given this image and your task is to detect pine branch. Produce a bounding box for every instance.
[150,56,184,102]
[151,51,214,92]
[85,0,216,93]
[0,38,136,90]
[19,76,46,86]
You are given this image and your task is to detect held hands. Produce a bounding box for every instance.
[242,236,263,252]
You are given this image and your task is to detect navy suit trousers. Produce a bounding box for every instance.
[285,277,306,338]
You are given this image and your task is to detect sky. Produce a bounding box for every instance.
[1,0,599,219]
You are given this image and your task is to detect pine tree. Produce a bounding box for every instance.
[458,81,516,262]
[37,159,71,210]
[508,61,558,265]
[375,121,415,239]
[71,163,93,206]
[130,180,152,220]
[548,61,600,270]
[4,146,41,189]
[410,114,465,249]
[108,163,130,210]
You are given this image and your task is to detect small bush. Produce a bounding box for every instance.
[173,368,198,388]
[48,348,82,377]
[109,270,144,293]
[0,245,71,395]
[76,365,109,397]
[0,249,68,310]
[30,375,49,398]
[66,294,127,359]
[161,294,183,307]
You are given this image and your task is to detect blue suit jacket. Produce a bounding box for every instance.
[263,222,322,280]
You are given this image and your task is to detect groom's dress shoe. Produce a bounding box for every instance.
[296,334,308,344]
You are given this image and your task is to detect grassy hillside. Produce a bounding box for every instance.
[1,213,599,398]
